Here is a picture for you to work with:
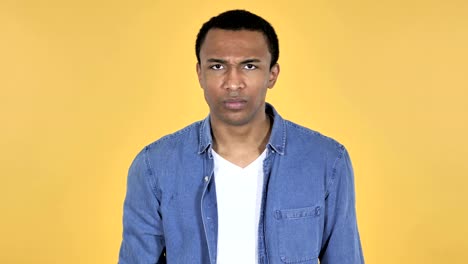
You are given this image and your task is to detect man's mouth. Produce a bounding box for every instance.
[223,99,247,110]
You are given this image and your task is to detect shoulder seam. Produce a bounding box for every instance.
[327,145,347,196]
[142,145,162,200]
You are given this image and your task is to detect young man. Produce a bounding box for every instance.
[119,10,364,264]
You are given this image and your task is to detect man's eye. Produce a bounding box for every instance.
[210,64,224,70]
[244,64,257,70]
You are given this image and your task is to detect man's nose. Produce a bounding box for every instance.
[223,68,245,90]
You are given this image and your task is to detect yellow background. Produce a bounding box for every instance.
[1,0,467,263]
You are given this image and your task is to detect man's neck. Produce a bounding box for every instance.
[211,114,272,168]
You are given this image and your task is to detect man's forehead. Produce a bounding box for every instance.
[203,29,267,45]
[200,29,270,60]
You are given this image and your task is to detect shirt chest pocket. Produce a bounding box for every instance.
[275,205,323,263]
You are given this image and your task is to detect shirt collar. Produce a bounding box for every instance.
[198,103,286,155]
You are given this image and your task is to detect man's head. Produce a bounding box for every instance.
[195,10,280,128]
[195,10,279,69]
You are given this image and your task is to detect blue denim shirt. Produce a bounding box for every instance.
[119,103,364,264]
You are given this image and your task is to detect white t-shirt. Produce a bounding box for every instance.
[212,149,267,264]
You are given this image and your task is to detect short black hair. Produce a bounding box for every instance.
[195,9,279,69]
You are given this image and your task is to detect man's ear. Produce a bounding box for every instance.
[196,62,202,87]
[268,63,280,89]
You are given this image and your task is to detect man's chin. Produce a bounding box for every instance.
[213,113,251,127]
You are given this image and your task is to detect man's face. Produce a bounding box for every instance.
[197,29,280,127]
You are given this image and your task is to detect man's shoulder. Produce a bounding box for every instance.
[139,120,204,156]
[268,103,346,157]
[283,119,346,155]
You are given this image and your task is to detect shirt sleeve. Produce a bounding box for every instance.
[319,147,365,263]
[118,147,166,264]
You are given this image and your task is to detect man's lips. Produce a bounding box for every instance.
[223,99,247,110]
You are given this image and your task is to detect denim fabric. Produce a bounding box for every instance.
[119,103,364,264]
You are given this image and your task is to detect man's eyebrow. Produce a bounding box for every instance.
[206,58,227,64]
[241,59,261,64]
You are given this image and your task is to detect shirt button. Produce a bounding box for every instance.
[315,206,321,216]
[204,176,209,182]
